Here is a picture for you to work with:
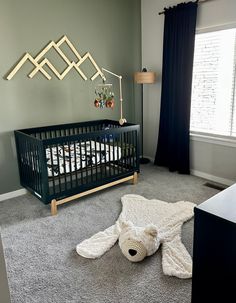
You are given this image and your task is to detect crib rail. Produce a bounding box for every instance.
[22,119,128,139]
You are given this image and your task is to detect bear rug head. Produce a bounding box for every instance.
[76,194,196,279]
[119,221,160,262]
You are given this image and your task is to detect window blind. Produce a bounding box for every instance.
[190,28,236,137]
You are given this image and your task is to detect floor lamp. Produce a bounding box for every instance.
[134,68,156,164]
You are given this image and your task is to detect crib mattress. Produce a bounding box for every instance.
[46,141,121,177]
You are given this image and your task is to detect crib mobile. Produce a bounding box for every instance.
[95,68,127,126]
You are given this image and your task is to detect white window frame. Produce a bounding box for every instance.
[190,22,236,147]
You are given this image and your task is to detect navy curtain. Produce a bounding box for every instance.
[154,1,198,174]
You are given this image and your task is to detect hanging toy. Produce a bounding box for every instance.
[94,83,115,109]
[106,98,115,109]
[94,99,100,108]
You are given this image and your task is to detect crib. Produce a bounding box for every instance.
[15,119,140,215]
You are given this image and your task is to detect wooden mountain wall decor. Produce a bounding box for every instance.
[6,35,104,81]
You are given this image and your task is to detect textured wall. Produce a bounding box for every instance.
[0,0,141,194]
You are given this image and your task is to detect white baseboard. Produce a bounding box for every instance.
[0,189,27,202]
[142,157,235,186]
[191,169,235,186]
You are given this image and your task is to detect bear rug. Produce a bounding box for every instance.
[76,194,196,279]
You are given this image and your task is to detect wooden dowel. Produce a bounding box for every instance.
[50,172,138,216]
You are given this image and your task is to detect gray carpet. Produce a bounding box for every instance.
[0,165,219,303]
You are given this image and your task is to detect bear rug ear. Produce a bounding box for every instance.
[144,224,158,238]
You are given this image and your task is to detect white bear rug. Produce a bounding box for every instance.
[76,194,196,279]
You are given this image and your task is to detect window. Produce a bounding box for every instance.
[190,28,236,137]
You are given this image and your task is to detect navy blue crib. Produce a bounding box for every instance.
[15,119,140,215]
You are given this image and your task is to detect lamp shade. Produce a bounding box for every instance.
[134,71,156,84]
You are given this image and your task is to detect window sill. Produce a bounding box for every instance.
[190,132,236,148]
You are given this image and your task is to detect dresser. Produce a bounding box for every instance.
[191,183,236,303]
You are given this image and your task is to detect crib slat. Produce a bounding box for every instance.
[68,141,73,189]
[34,145,39,193]
[30,142,38,192]
[116,134,120,174]
[49,146,56,195]
[23,138,28,185]
[25,139,31,187]
[21,137,26,185]
[94,138,98,181]
[37,145,42,194]
[38,145,42,193]
[30,141,36,189]
[134,130,136,168]
[124,132,127,169]
[23,138,28,184]
[30,141,35,190]
[112,135,115,176]
[99,137,105,178]
[128,132,131,168]
[126,132,129,169]
[74,141,78,187]
[84,141,88,185]
[120,132,124,173]
[127,132,130,169]
[79,141,84,185]
[131,131,134,169]
[32,140,40,194]
[56,144,62,193]
[62,142,67,191]
[89,140,93,183]
[108,136,111,177]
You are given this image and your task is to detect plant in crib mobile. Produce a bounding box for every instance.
[94,84,115,109]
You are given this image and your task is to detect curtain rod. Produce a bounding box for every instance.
[158,0,210,15]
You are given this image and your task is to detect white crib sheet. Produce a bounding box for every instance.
[46,141,122,177]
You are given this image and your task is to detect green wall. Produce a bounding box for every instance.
[0,0,141,194]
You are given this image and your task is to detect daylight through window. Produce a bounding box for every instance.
[190,27,236,137]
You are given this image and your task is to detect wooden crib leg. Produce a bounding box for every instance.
[51,199,58,216]
[132,172,138,185]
